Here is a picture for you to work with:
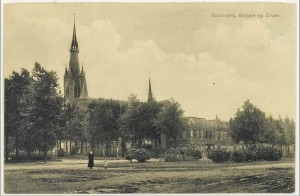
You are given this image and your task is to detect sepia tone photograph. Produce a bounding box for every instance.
[1,0,298,195]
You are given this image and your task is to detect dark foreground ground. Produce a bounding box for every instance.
[4,157,295,194]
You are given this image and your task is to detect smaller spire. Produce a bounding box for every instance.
[64,63,68,77]
[80,63,85,76]
[79,78,88,99]
[148,73,153,102]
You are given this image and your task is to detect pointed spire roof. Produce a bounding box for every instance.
[70,14,79,52]
[80,63,85,76]
[148,74,153,102]
[64,64,68,77]
[79,78,88,99]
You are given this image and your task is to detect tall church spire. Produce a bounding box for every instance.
[70,14,79,52]
[148,74,153,102]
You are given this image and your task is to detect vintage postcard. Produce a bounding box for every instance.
[1,0,298,195]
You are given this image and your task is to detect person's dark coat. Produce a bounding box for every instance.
[88,152,94,168]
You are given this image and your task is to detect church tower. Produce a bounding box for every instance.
[64,17,88,105]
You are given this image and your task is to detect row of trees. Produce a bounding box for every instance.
[5,63,64,162]
[85,94,185,158]
[230,100,295,152]
[5,63,295,162]
[4,63,186,161]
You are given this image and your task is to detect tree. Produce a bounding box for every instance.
[284,117,295,153]
[229,100,266,146]
[144,101,162,158]
[119,94,145,148]
[29,62,64,162]
[119,94,162,152]
[87,99,126,156]
[4,69,32,160]
[154,99,185,148]
[63,105,88,155]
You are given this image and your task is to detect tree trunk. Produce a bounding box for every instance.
[121,139,126,157]
[43,142,47,163]
[4,132,9,161]
[65,139,68,155]
[80,140,83,154]
[27,149,32,160]
[154,137,158,158]
[106,142,109,156]
[15,134,19,157]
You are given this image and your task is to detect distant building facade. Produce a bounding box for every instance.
[180,116,233,150]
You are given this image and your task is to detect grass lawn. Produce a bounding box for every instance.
[4,157,295,194]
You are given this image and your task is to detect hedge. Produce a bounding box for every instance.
[164,147,202,162]
[206,145,283,163]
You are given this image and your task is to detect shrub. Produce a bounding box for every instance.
[135,149,151,163]
[230,145,283,162]
[164,147,202,162]
[164,153,184,162]
[57,149,66,157]
[231,148,246,162]
[185,148,202,160]
[124,149,137,162]
[206,148,231,163]
[260,146,283,161]
[124,148,151,163]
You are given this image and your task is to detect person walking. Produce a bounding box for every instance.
[88,151,94,169]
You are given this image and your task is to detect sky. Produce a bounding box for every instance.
[3,2,297,121]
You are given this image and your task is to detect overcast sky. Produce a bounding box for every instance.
[3,2,297,121]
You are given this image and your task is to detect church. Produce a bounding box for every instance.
[59,19,233,157]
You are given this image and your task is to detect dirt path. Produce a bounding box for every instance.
[4,158,295,193]
[4,158,159,170]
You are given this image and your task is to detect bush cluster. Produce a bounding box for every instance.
[124,148,151,163]
[206,148,231,163]
[164,147,202,162]
[207,145,283,163]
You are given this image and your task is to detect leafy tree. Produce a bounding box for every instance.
[145,101,162,158]
[119,94,162,154]
[283,117,295,153]
[4,69,32,160]
[119,94,145,148]
[87,99,126,156]
[63,105,88,155]
[263,116,277,144]
[29,62,64,162]
[154,99,185,148]
[229,100,266,146]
